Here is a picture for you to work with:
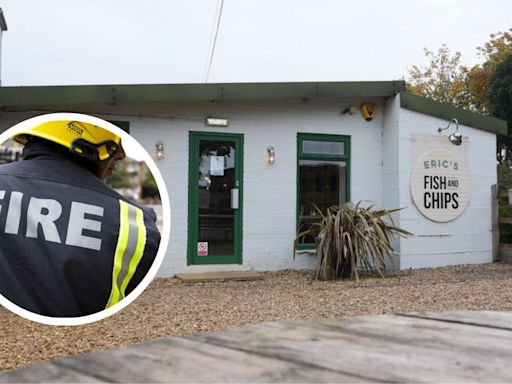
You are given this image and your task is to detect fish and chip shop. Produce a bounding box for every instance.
[0,81,506,276]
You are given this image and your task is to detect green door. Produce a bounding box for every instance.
[188,132,243,265]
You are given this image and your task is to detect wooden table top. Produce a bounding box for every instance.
[2,311,512,383]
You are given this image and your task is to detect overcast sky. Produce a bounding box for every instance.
[1,0,511,86]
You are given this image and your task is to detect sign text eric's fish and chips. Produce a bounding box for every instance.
[411,150,470,222]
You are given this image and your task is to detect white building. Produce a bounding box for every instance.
[0,81,506,276]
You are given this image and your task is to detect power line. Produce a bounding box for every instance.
[204,0,224,83]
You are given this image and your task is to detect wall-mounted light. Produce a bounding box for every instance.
[438,118,462,146]
[360,103,377,121]
[205,117,229,127]
[155,140,165,160]
[342,106,356,115]
[267,146,275,164]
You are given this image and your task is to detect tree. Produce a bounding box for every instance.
[488,53,512,163]
[107,159,132,189]
[468,29,512,114]
[406,31,512,162]
[142,170,159,199]
[406,44,471,108]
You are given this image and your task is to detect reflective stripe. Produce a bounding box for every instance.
[106,200,147,309]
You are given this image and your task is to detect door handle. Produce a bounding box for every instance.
[231,188,239,209]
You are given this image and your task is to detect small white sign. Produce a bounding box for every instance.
[210,156,225,176]
[197,242,208,256]
[410,149,470,222]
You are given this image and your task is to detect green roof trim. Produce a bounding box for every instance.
[400,91,507,135]
[108,120,130,133]
[1,82,503,135]
[0,81,406,106]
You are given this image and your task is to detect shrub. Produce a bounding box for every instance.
[295,202,412,281]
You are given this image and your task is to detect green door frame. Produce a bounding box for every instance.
[187,132,244,265]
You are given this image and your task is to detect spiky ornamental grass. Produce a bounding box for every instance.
[295,203,412,281]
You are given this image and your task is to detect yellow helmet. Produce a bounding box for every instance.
[13,120,121,161]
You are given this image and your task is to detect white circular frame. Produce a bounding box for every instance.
[0,112,171,326]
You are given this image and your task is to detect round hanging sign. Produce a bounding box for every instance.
[410,149,470,222]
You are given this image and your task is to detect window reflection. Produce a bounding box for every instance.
[298,160,347,244]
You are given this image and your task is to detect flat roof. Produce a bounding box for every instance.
[0,81,406,106]
[0,81,506,134]
[400,92,507,135]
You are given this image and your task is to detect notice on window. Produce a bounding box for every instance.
[210,156,225,176]
[197,242,208,256]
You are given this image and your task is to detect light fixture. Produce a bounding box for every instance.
[205,117,229,127]
[360,103,377,121]
[342,106,356,115]
[438,118,462,146]
[155,140,165,160]
[267,146,275,164]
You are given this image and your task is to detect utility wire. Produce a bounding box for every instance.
[204,0,224,83]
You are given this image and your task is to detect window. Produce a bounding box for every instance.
[297,133,350,249]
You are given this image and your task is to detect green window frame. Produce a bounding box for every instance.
[296,133,351,250]
[108,120,130,133]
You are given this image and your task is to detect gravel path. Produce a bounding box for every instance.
[1,262,512,372]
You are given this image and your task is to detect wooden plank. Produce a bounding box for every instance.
[492,184,499,261]
[400,311,512,330]
[175,270,263,283]
[499,218,512,225]
[0,336,364,383]
[500,248,512,262]
[3,313,512,383]
[191,315,512,383]
[500,243,512,251]
[0,362,104,383]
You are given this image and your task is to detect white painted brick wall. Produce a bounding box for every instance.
[125,99,385,276]
[393,95,497,269]
[382,94,402,269]
[0,94,497,276]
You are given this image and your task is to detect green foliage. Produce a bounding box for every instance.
[499,204,512,218]
[499,204,512,243]
[406,45,471,108]
[406,30,512,114]
[488,53,512,124]
[489,53,512,163]
[107,166,132,189]
[468,29,512,114]
[498,162,512,192]
[295,203,411,281]
[406,30,512,163]
[142,170,160,199]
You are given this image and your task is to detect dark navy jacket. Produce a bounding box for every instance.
[0,146,161,317]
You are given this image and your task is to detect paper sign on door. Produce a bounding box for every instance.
[197,242,208,256]
[210,156,225,176]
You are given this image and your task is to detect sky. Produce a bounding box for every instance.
[1,0,511,87]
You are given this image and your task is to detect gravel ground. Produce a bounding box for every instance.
[1,262,512,372]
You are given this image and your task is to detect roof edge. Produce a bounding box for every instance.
[0,81,405,106]
[399,91,507,135]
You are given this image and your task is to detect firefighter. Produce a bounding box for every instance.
[0,120,161,317]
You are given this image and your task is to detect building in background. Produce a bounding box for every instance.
[0,139,21,164]
[109,158,151,202]
[0,81,505,277]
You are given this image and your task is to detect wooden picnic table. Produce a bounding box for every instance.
[1,311,512,383]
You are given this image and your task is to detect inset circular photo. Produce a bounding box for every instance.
[0,113,170,325]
